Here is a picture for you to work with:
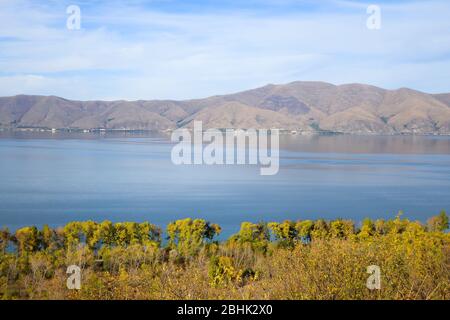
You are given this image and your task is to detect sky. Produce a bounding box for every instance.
[0,0,449,100]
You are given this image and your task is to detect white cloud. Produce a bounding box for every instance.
[0,0,449,100]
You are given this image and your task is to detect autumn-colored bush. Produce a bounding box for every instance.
[0,212,449,300]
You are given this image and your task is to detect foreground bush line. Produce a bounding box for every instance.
[0,211,449,299]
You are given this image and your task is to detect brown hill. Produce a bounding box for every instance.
[1,82,450,134]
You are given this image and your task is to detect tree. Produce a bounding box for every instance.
[114,222,131,247]
[0,228,10,254]
[330,219,354,239]
[310,219,329,240]
[39,224,62,251]
[427,211,449,232]
[15,226,40,254]
[268,220,298,248]
[138,222,161,247]
[113,222,161,247]
[295,220,314,243]
[228,222,270,252]
[95,220,115,246]
[374,219,387,235]
[358,218,375,239]
[81,221,99,250]
[167,218,221,256]
[386,211,409,234]
[63,222,84,249]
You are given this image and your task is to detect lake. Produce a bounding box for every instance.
[1,131,450,237]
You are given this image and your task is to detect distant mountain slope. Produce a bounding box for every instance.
[1,82,450,134]
[433,93,450,108]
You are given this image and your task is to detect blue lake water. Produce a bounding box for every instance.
[1,132,450,237]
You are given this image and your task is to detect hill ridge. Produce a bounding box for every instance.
[1,81,450,134]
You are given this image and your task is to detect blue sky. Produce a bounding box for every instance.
[0,0,449,100]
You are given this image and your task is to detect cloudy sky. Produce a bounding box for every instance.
[0,0,449,100]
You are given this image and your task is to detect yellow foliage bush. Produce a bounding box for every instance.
[0,213,448,300]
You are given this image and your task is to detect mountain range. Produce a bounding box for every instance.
[1,81,450,134]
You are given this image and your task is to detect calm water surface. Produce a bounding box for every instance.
[1,132,449,237]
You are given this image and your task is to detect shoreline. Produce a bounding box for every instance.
[1,127,450,137]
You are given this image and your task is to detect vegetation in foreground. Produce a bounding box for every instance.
[0,212,449,300]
